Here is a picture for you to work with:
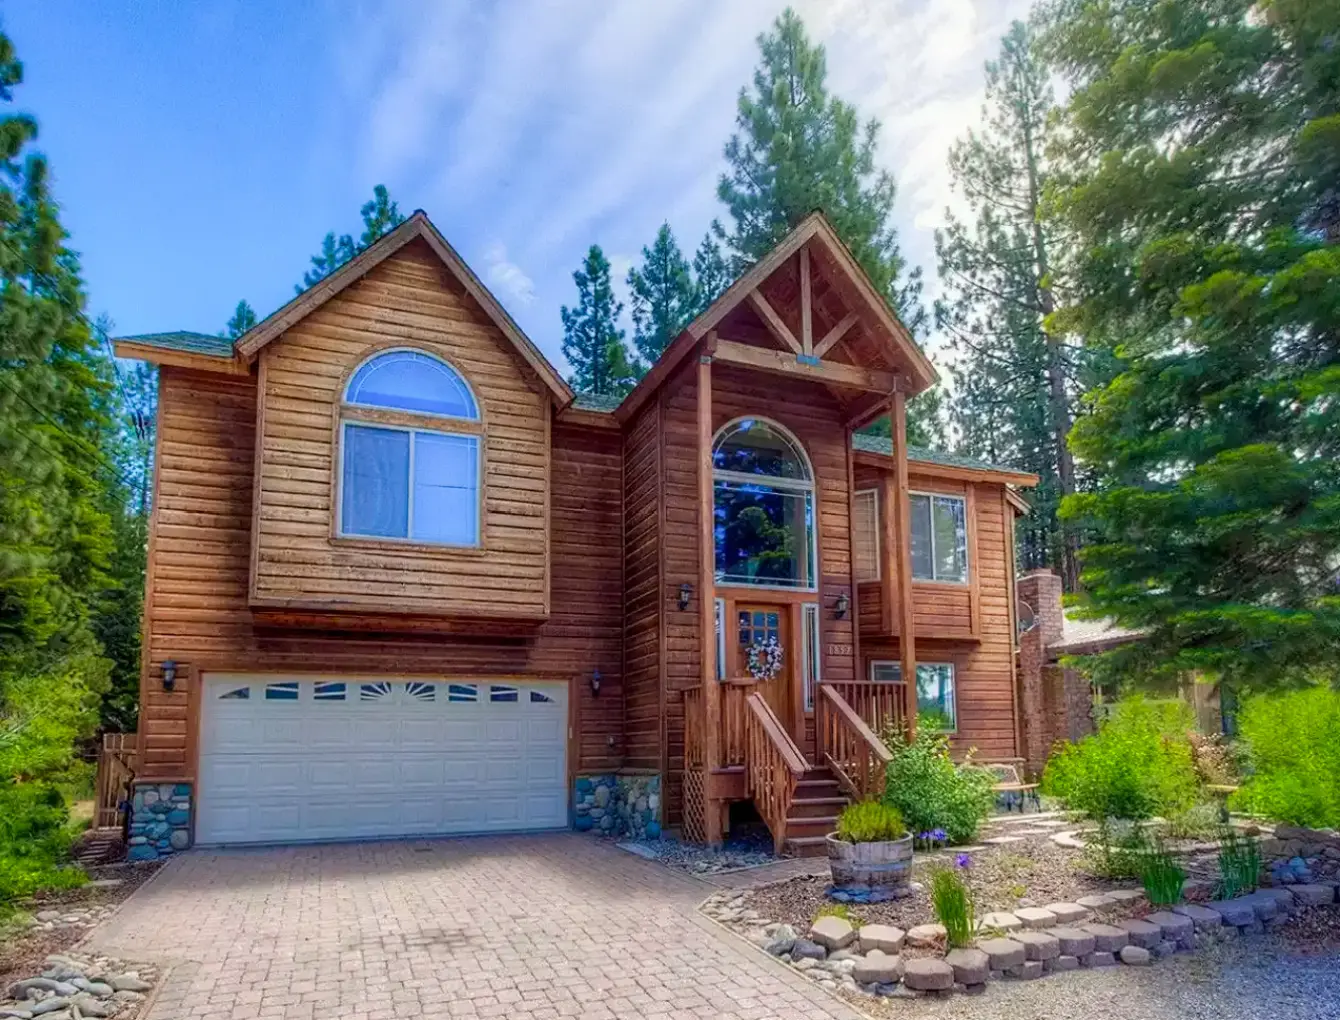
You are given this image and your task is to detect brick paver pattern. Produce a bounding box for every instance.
[85,833,861,1020]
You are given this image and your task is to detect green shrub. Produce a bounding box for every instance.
[880,730,995,845]
[1231,685,1340,829]
[1217,828,1261,900]
[835,801,906,843]
[1042,697,1201,823]
[1139,839,1186,907]
[929,865,976,948]
[0,783,85,913]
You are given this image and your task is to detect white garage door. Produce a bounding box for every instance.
[196,674,568,845]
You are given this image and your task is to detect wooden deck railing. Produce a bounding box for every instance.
[743,692,808,853]
[94,732,138,830]
[683,688,705,770]
[817,685,893,801]
[821,681,908,744]
[719,678,754,768]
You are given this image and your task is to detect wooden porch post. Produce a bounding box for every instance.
[698,343,723,844]
[890,391,918,740]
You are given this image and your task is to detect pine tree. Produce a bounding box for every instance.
[627,224,696,369]
[1041,0,1340,691]
[225,299,257,339]
[560,245,638,396]
[935,21,1084,588]
[298,184,405,292]
[0,30,113,785]
[690,227,733,316]
[717,8,925,336]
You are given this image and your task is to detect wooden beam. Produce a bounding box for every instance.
[852,449,1042,488]
[814,311,859,360]
[891,392,918,741]
[748,291,803,355]
[799,247,813,355]
[113,341,251,377]
[715,338,898,393]
[698,352,722,845]
[880,472,897,636]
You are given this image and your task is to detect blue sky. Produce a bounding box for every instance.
[7,0,1030,373]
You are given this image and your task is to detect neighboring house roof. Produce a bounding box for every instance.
[1050,615,1145,657]
[115,331,234,358]
[852,432,1039,485]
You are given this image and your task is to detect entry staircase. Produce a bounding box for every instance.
[684,679,905,856]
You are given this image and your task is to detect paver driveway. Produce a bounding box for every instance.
[85,833,861,1020]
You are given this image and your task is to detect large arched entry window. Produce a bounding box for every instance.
[712,418,816,589]
[338,348,482,546]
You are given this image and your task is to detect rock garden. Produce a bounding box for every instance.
[697,697,1340,1011]
[0,952,158,1020]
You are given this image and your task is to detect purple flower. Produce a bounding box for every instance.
[956,853,972,869]
[931,828,948,843]
[917,830,932,842]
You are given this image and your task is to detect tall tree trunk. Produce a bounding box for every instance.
[1022,110,1080,593]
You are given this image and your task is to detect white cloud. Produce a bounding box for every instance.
[482,242,535,306]
[330,0,1035,367]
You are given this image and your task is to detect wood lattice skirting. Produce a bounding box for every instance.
[682,767,707,844]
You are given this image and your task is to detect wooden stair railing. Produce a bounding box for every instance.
[821,680,907,742]
[817,685,894,802]
[742,692,808,853]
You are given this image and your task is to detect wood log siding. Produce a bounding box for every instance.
[139,366,624,781]
[250,238,550,619]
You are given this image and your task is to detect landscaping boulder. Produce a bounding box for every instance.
[1015,906,1058,929]
[1013,930,1060,961]
[1044,903,1090,925]
[902,958,954,992]
[853,951,904,985]
[858,924,905,954]
[791,939,827,961]
[978,937,1026,971]
[762,925,797,956]
[1046,927,1096,957]
[1209,899,1257,927]
[810,916,856,951]
[1119,945,1152,966]
[944,948,990,986]
[1118,918,1162,949]
[1081,923,1130,953]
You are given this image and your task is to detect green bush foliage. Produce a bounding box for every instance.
[929,865,976,948]
[1139,839,1186,907]
[880,730,994,845]
[0,783,85,912]
[835,801,906,843]
[1231,686,1340,829]
[1042,698,1201,822]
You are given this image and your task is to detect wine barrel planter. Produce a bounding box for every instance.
[826,832,914,896]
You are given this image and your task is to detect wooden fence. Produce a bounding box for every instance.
[94,732,138,830]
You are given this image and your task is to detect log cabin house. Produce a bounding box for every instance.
[113,210,1037,860]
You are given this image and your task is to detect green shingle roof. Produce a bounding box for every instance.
[116,331,235,358]
[851,432,1027,477]
[570,392,625,413]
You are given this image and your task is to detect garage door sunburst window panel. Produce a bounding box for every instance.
[338,348,482,547]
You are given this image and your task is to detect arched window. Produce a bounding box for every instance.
[712,418,816,589]
[338,349,481,546]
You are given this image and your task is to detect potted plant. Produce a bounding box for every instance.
[826,801,914,901]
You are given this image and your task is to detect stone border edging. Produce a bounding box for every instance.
[702,881,1339,1003]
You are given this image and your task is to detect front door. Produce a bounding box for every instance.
[733,604,796,740]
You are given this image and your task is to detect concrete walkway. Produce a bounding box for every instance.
[84,834,862,1020]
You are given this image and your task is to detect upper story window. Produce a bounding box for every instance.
[713,418,816,590]
[853,489,880,582]
[338,349,481,547]
[910,492,967,583]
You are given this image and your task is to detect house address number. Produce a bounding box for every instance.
[826,644,853,657]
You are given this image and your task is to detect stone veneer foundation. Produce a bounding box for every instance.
[127,781,193,861]
[573,772,661,839]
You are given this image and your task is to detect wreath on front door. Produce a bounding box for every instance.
[746,636,785,683]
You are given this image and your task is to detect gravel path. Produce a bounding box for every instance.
[857,939,1340,1020]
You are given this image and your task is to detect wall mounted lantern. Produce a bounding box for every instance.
[834,592,850,619]
[161,659,179,692]
[678,582,694,611]
[590,669,602,697]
